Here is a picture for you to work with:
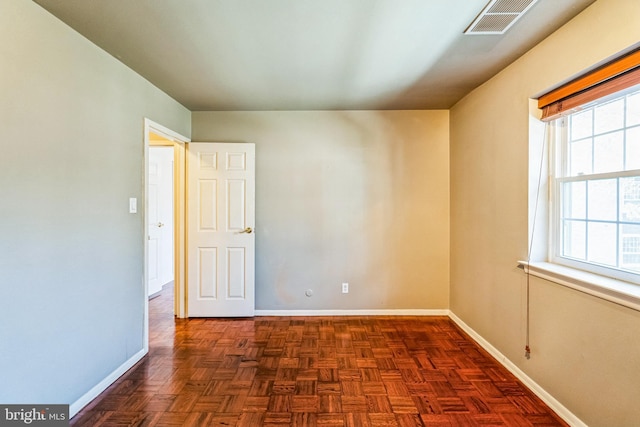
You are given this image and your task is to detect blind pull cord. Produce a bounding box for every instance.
[526,121,550,359]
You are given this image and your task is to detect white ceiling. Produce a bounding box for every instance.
[34,0,596,111]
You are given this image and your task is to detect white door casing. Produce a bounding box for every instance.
[187,143,255,317]
[148,146,174,296]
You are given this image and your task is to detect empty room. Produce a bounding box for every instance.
[1,1,639,426]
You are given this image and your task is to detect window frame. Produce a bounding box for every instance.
[548,87,640,285]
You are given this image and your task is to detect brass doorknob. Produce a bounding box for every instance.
[240,227,253,234]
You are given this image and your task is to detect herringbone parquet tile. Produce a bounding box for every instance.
[70,287,568,427]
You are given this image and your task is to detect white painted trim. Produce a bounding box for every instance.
[518,260,640,312]
[69,349,146,418]
[255,309,450,316]
[448,312,587,427]
[145,119,191,144]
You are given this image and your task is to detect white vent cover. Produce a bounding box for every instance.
[464,0,540,35]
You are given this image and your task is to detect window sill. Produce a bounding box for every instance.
[517,261,640,312]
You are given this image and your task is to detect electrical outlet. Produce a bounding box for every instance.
[342,282,349,293]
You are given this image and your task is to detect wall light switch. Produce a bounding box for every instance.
[129,197,137,213]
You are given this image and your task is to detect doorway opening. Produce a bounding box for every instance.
[148,140,174,299]
[143,119,189,351]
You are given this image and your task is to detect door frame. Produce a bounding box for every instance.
[143,119,190,351]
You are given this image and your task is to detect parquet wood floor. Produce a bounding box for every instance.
[71,286,568,427]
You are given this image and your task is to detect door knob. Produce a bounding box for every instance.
[157,222,164,228]
[239,227,253,234]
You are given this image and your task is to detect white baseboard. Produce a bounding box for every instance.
[69,348,147,418]
[255,309,450,316]
[448,312,586,427]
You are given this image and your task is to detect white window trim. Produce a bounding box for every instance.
[547,104,640,286]
[517,260,640,312]
[525,99,640,313]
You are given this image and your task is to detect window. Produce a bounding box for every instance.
[525,48,640,308]
[550,86,640,283]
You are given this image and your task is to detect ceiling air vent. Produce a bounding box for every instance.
[464,0,540,35]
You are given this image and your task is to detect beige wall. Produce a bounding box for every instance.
[193,111,449,310]
[450,0,640,425]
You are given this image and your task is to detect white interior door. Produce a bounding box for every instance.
[187,142,255,317]
[148,146,174,296]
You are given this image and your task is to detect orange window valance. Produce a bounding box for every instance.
[538,47,640,121]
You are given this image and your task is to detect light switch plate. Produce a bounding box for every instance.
[129,197,137,213]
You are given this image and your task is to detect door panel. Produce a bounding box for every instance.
[227,247,246,299]
[227,180,246,230]
[187,142,255,317]
[198,179,217,230]
[198,247,217,298]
